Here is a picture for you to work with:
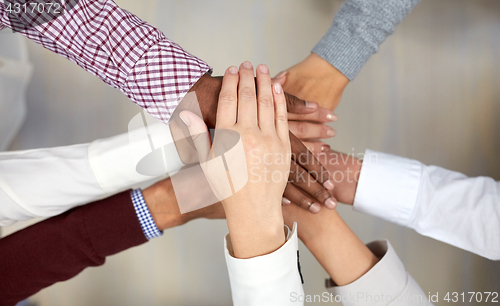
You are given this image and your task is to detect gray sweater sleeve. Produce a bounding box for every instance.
[312,0,421,80]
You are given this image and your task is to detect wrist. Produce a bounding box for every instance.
[227,219,286,259]
[224,199,285,258]
[189,74,222,129]
[142,179,185,231]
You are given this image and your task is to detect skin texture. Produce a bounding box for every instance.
[181,62,290,259]
[187,71,336,213]
[273,53,350,112]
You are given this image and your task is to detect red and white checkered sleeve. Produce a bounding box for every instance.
[0,0,211,124]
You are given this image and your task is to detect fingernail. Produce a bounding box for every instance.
[327,128,336,137]
[321,144,331,152]
[324,180,334,190]
[326,112,337,122]
[274,83,283,94]
[305,101,318,109]
[179,113,191,127]
[259,65,269,74]
[275,71,288,79]
[242,61,253,69]
[228,66,238,74]
[325,198,337,210]
[282,197,291,205]
[309,203,321,214]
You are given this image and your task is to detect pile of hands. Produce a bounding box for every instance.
[144,55,358,258]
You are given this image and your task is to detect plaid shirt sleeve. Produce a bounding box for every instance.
[0,0,211,123]
[131,188,163,240]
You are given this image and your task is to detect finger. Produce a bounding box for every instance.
[288,121,336,139]
[273,82,289,142]
[179,110,211,162]
[302,141,331,154]
[290,132,333,190]
[271,70,287,86]
[256,64,275,133]
[283,184,322,214]
[216,66,240,129]
[237,61,258,126]
[288,107,337,123]
[288,159,337,210]
[285,92,318,114]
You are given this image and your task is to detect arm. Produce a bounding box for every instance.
[0,122,183,226]
[0,1,336,213]
[314,149,500,260]
[0,177,224,306]
[274,0,421,110]
[181,63,303,305]
[0,0,210,124]
[282,204,431,306]
[353,150,500,260]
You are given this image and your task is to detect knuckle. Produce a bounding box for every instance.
[286,93,298,106]
[218,92,237,104]
[258,96,274,107]
[239,87,256,100]
[299,196,312,208]
[313,189,329,201]
[321,170,330,182]
[296,122,308,137]
[276,113,288,123]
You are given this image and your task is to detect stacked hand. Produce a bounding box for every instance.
[188,66,338,213]
[272,53,349,111]
[181,62,291,258]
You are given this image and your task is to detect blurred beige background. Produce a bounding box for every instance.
[2,0,500,305]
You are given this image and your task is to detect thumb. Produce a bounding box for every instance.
[178,110,211,162]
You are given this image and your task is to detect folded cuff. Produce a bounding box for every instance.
[353,149,422,227]
[312,29,375,81]
[327,240,408,306]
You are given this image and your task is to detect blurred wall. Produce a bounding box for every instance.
[2,0,500,305]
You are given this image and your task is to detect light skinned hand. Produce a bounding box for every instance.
[272,53,349,111]
[179,62,290,259]
[188,71,338,214]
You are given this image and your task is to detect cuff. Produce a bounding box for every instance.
[353,150,422,227]
[88,122,184,194]
[82,190,148,257]
[224,223,298,285]
[326,240,414,306]
[312,29,374,81]
[131,189,163,240]
[224,223,304,305]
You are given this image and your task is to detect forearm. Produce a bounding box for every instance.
[313,0,421,80]
[0,122,183,226]
[354,149,500,260]
[283,206,377,286]
[0,0,210,124]
[0,191,147,306]
[305,211,377,286]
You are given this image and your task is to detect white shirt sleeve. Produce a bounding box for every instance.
[353,149,500,260]
[0,122,184,226]
[224,223,304,306]
[327,240,432,306]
